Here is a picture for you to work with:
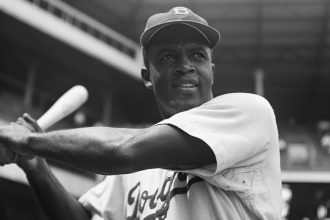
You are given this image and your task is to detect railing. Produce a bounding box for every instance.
[25,0,140,59]
[0,0,142,79]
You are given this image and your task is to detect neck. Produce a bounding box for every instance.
[158,95,214,119]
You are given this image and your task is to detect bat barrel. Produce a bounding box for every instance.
[37,85,88,130]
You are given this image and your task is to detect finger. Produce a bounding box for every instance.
[16,117,26,125]
[15,117,35,132]
[23,113,42,132]
[16,117,23,124]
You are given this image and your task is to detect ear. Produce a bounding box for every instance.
[211,63,215,85]
[141,67,153,89]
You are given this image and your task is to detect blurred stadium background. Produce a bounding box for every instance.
[0,0,330,219]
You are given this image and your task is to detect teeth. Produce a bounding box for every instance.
[179,83,196,88]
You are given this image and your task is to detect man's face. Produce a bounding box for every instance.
[143,25,215,118]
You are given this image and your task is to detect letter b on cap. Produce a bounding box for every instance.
[173,7,189,15]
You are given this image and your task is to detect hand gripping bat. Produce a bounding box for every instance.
[0,85,88,166]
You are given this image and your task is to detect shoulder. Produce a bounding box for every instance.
[162,93,275,131]
[205,92,273,114]
[211,92,270,105]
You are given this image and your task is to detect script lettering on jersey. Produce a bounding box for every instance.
[127,172,204,220]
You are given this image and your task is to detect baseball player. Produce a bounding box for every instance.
[0,6,282,220]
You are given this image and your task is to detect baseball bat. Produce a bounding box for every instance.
[0,85,89,165]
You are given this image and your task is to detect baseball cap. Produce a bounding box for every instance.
[140,6,220,49]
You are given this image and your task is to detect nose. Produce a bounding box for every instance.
[175,54,194,75]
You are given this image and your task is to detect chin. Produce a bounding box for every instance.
[171,100,202,113]
[159,96,210,117]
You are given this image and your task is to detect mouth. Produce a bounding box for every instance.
[172,79,199,89]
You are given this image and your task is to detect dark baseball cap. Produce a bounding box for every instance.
[140,6,221,49]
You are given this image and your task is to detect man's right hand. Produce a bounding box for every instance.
[14,113,44,171]
[16,113,42,133]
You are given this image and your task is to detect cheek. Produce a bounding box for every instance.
[201,67,214,86]
[148,68,171,99]
[152,77,171,99]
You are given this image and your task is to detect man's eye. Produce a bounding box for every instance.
[192,52,205,59]
[160,54,175,61]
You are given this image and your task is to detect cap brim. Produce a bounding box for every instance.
[140,20,220,49]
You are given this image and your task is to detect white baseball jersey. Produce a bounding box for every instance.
[79,93,282,220]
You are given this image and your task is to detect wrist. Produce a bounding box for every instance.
[25,132,39,156]
[18,156,47,174]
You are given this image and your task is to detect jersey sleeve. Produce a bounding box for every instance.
[157,93,275,177]
[79,175,125,220]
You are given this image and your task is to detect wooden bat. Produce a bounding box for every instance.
[0,85,89,166]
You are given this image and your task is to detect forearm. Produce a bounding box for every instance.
[26,127,142,175]
[21,158,90,220]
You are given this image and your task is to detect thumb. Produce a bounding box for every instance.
[23,113,43,132]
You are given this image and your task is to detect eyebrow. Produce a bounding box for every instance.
[146,42,213,63]
[187,43,209,50]
[187,44,212,59]
[148,47,176,60]
[187,45,210,55]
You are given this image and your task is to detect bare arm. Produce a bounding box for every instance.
[14,116,90,220]
[18,158,91,220]
[1,122,215,175]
